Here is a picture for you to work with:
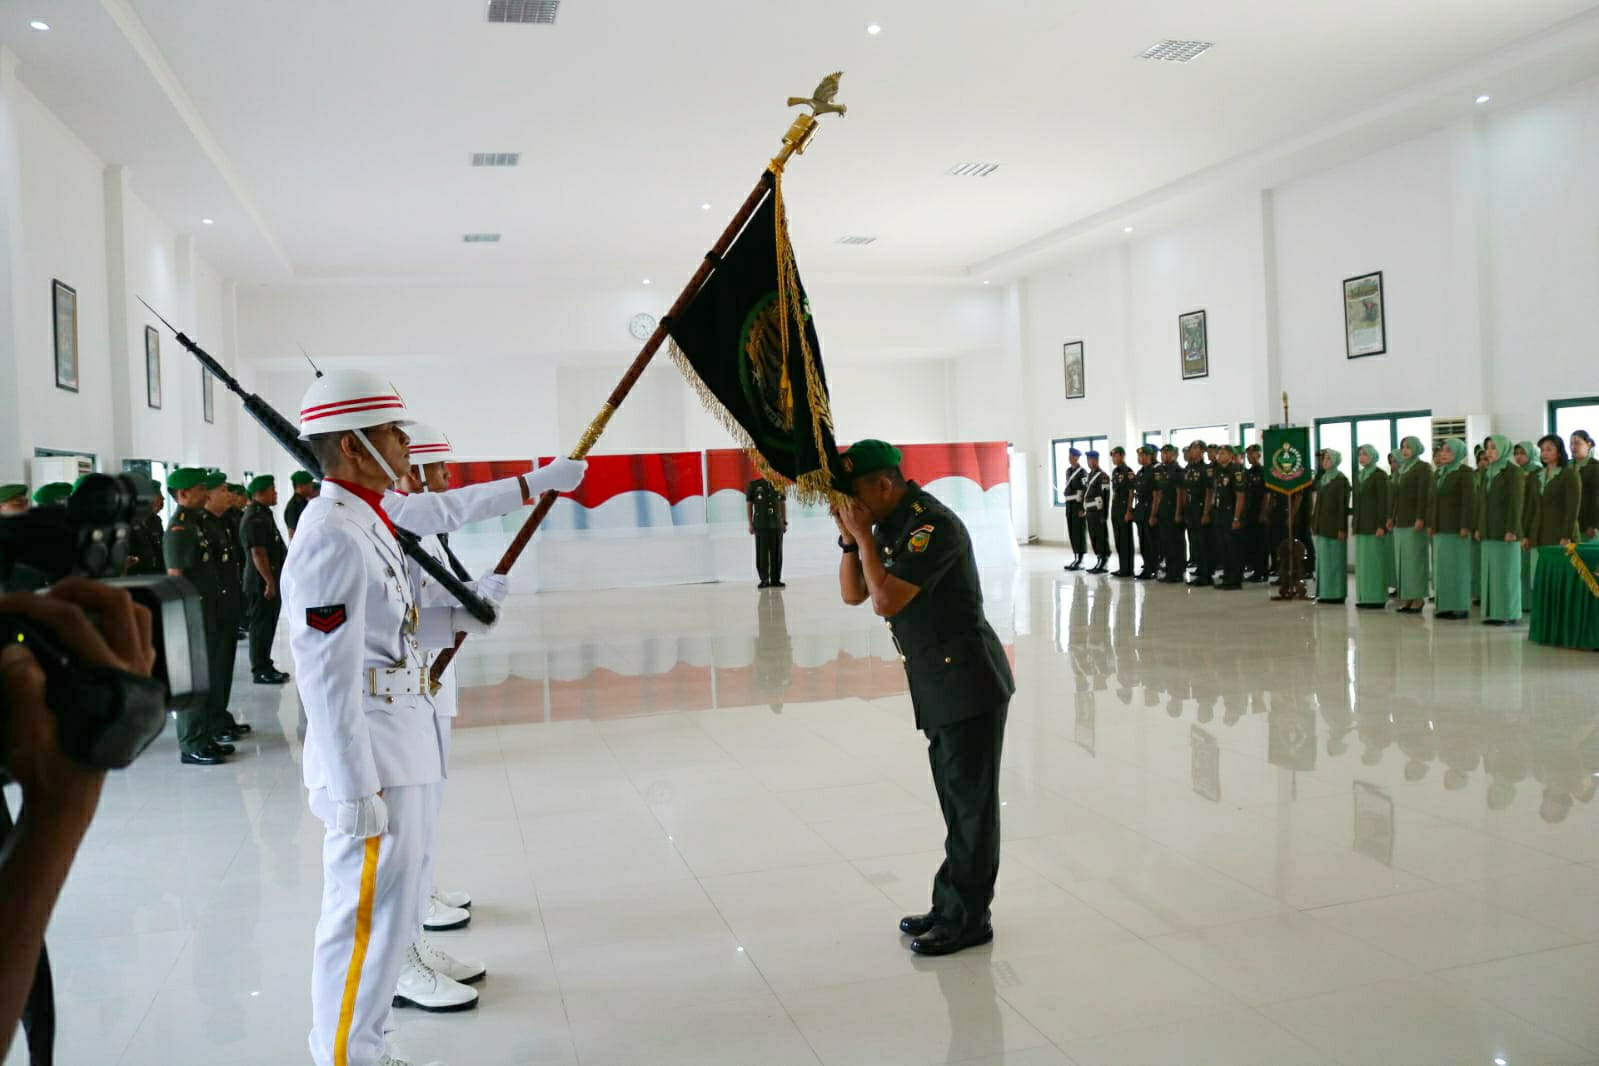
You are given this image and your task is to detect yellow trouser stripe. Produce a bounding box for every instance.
[333,835,382,1066]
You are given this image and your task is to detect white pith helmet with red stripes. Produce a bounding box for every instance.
[404,422,453,465]
[297,370,414,440]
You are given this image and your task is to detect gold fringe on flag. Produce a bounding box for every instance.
[1565,542,1599,599]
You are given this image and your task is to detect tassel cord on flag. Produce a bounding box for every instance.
[428,98,838,687]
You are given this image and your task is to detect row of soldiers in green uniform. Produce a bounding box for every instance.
[1061,441,1305,588]
[1,468,319,765]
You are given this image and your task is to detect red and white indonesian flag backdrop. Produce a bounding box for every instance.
[438,441,1019,592]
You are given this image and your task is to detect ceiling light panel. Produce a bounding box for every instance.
[486,0,560,24]
[463,233,502,243]
[1138,40,1214,63]
[835,235,877,245]
[947,163,1000,177]
[470,152,521,167]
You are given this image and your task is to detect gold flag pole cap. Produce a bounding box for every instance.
[774,72,845,171]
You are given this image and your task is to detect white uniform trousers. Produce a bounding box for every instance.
[415,670,458,935]
[309,782,437,1066]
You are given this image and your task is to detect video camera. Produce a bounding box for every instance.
[0,472,208,770]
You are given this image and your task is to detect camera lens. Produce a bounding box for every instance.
[67,474,141,526]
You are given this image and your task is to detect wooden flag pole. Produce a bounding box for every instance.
[428,79,846,687]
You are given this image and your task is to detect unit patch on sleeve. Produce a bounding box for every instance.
[907,525,935,554]
[305,604,348,633]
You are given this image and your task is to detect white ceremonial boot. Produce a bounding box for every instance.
[432,886,472,910]
[393,944,478,1012]
[422,895,470,932]
[416,934,486,984]
[379,1054,443,1066]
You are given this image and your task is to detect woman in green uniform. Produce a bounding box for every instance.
[1472,440,1489,605]
[1572,430,1598,544]
[1430,438,1476,620]
[1384,449,1401,593]
[1514,440,1538,609]
[1476,434,1523,625]
[1390,435,1432,614]
[1524,435,1582,586]
[1352,445,1390,609]
[1311,449,1349,604]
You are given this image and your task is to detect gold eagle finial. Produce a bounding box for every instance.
[788,72,846,117]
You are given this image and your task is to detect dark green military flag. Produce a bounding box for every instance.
[1263,426,1314,496]
[668,189,839,502]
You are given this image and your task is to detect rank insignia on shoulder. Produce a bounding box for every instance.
[907,524,935,553]
[912,502,923,513]
[305,604,347,634]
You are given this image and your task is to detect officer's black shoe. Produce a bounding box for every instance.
[1357,603,1386,610]
[1316,597,1346,605]
[1136,571,1157,581]
[770,581,786,589]
[757,582,770,589]
[1064,557,1083,571]
[910,922,994,957]
[1189,578,1214,588]
[214,721,252,741]
[899,910,940,936]
[1216,582,1243,590]
[253,669,290,685]
[209,739,237,755]
[181,747,227,766]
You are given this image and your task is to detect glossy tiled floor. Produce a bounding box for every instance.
[13,547,1599,1065]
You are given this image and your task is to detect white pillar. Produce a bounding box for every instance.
[0,48,25,479]
[104,164,136,465]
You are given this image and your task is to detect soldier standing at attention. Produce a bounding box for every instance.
[833,440,1014,957]
[241,475,292,685]
[746,475,788,588]
[1060,448,1088,571]
[1180,441,1214,587]
[1243,444,1268,581]
[1154,445,1185,583]
[285,470,317,539]
[1131,445,1160,579]
[1082,451,1111,573]
[124,476,167,575]
[1211,443,1247,589]
[163,468,238,766]
[0,483,30,515]
[1108,447,1135,577]
[200,472,250,744]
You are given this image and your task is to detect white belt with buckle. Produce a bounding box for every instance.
[368,662,432,698]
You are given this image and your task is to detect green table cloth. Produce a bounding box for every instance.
[1529,544,1599,650]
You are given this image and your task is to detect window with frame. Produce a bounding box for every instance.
[1549,396,1599,442]
[1051,435,1109,506]
[1314,410,1432,482]
[1240,421,1256,448]
[1168,424,1230,454]
[1142,430,1164,449]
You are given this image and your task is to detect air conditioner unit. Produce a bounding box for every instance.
[1431,415,1493,454]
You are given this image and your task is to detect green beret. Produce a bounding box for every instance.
[290,470,314,486]
[1137,444,1157,456]
[1217,442,1236,453]
[836,439,903,489]
[1109,445,1126,455]
[203,471,228,489]
[0,483,28,503]
[226,483,245,495]
[167,467,207,491]
[247,474,275,495]
[32,482,72,505]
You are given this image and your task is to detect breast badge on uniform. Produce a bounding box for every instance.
[305,604,348,633]
[908,524,935,553]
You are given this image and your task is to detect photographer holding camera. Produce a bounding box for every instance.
[0,579,156,1060]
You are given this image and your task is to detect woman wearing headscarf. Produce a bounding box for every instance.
[1476,434,1523,624]
[1311,448,1349,604]
[1472,439,1491,605]
[1430,438,1476,620]
[1514,440,1538,610]
[1572,430,1599,544]
[1352,445,1390,609]
[1390,435,1433,613]
[1523,435,1582,583]
[1384,449,1401,593]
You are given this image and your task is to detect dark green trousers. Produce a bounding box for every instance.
[246,587,282,675]
[926,702,1008,932]
[207,597,241,733]
[754,528,784,585]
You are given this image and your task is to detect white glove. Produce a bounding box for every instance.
[336,794,389,839]
[526,458,587,495]
[450,605,497,636]
[474,571,510,606]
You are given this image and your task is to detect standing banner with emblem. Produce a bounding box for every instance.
[1263,427,1313,496]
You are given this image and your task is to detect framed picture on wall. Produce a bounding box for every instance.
[202,367,215,424]
[1343,271,1386,358]
[144,325,162,409]
[1063,341,1085,399]
[1178,309,1208,380]
[52,279,79,392]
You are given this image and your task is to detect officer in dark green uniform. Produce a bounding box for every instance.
[124,475,167,575]
[1131,445,1160,579]
[223,480,249,638]
[240,474,291,684]
[0,482,29,515]
[1211,443,1246,588]
[32,482,72,507]
[746,476,787,588]
[833,439,1014,957]
[1243,444,1268,581]
[284,470,317,539]
[1180,441,1213,586]
[1154,445,1185,582]
[1108,447,1135,577]
[163,468,232,765]
[198,471,250,746]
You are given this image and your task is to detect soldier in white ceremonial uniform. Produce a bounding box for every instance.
[383,424,585,1013]
[284,370,500,1066]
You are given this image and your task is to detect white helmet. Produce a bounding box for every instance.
[405,422,454,465]
[297,369,413,441]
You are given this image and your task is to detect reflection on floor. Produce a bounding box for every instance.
[16,547,1599,1066]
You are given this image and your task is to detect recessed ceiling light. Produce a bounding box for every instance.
[1476,94,1491,104]
[29,19,49,31]
[642,279,651,286]
[201,218,215,225]
[1123,226,1134,233]
[982,280,991,285]
[867,23,882,35]
[700,203,711,211]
